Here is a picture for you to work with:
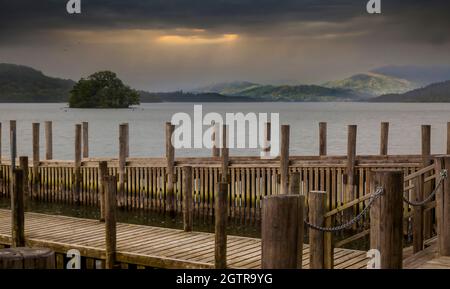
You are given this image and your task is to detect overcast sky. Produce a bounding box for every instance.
[1,0,450,91]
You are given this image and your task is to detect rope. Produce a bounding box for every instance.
[304,187,384,232]
[403,169,447,207]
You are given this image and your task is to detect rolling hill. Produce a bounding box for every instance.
[370,80,450,102]
[372,65,450,86]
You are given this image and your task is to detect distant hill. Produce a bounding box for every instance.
[370,80,450,102]
[372,65,450,86]
[0,63,75,102]
[323,72,416,97]
[192,81,261,95]
[140,91,258,102]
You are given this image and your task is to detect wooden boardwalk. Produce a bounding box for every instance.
[0,209,369,269]
[404,238,450,269]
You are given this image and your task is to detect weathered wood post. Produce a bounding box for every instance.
[118,123,128,208]
[308,191,326,269]
[182,166,193,232]
[10,120,17,169]
[98,161,108,222]
[74,124,82,205]
[262,122,271,157]
[32,123,40,197]
[19,156,29,205]
[447,123,450,155]
[215,182,228,269]
[165,122,176,216]
[289,172,304,269]
[370,170,403,269]
[0,123,2,165]
[319,122,327,156]
[345,125,357,223]
[104,176,117,269]
[421,125,432,238]
[280,125,290,195]
[412,174,424,253]
[45,121,53,160]
[434,156,450,256]
[124,123,130,157]
[221,125,229,183]
[380,122,389,156]
[82,122,89,158]
[211,121,220,157]
[261,194,304,269]
[11,168,25,247]
[0,248,55,269]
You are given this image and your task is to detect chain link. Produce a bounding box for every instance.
[304,187,384,232]
[403,169,447,207]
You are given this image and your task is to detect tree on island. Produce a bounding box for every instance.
[69,71,140,108]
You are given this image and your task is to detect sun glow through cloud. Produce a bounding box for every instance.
[157,34,239,45]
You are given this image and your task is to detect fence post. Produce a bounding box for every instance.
[82,122,89,158]
[308,191,326,269]
[289,172,304,269]
[98,161,108,222]
[104,176,117,269]
[319,122,327,156]
[45,121,53,160]
[11,168,25,247]
[74,124,82,205]
[412,174,424,253]
[211,121,220,157]
[447,123,450,155]
[32,123,40,197]
[380,122,389,156]
[345,125,357,224]
[221,125,229,183]
[370,169,403,269]
[165,122,175,216]
[183,166,193,232]
[280,125,290,195]
[215,182,228,269]
[10,120,17,169]
[262,122,271,158]
[118,123,127,208]
[421,125,432,239]
[261,194,304,269]
[434,156,450,256]
[19,156,29,205]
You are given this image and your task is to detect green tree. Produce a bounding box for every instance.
[69,71,140,108]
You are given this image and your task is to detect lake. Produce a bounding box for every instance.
[0,102,449,160]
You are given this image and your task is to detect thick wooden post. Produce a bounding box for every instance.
[261,194,304,269]
[309,191,326,269]
[19,156,29,204]
[10,120,17,169]
[118,123,127,208]
[82,122,89,158]
[215,182,228,269]
[370,170,403,269]
[183,166,193,232]
[221,125,229,183]
[98,161,108,222]
[434,156,450,256]
[421,125,432,239]
[289,172,304,269]
[380,122,389,156]
[319,122,327,156]
[344,125,357,224]
[211,121,220,157]
[32,123,40,196]
[11,169,25,247]
[45,121,53,160]
[280,125,290,195]
[262,122,271,157]
[0,248,55,269]
[165,122,175,215]
[74,124,82,204]
[412,174,424,253]
[124,123,129,157]
[0,123,2,165]
[104,176,117,269]
[447,123,450,155]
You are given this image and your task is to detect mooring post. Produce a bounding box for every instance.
[421,125,432,239]
[434,156,450,256]
[412,174,424,253]
[124,123,129,157]
[98,161,108,222]
[82,122,89,158]
[211,121,220,157]
[10,120,17,169]
[182,166,193,232]
[221,125,229,183]
[262,122,271,157]
[319,122,327,156]
[215,182,228,269]
[74,124,82,205]
[11,168,25,247]
[45,121,53,160]
[32,123,40,197]
[308,191,326,269]
[380,122,389,156]
[19,156,29,205]
[118,123,127,208]
[104,175,117,269]
[345,125,357,224]
[261,194,304,269]
[165,122,175,215]
[370,169,403,269]
[289,172,304,269]
[280,125,290,195]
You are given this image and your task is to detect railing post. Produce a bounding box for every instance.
[104,176,117,269]
[32,123,40,198]
[412,174,424,253]
[319,122,327,156]
[45,121,53,160]
[98,161,108,222]
[370,170,403,269]
[215,182,228,269]
[182,166,193,232]
[165,122,175,216]
[447,123,450,155]
[308,191,326,269]
[262,122,271,158]
[11,168,25,247]
[280,125,290,195]
[19,156,29,206]
[211,121,220,157]
[118,123,127,208]
[74,124,82,205]
[221,125,229,183]
[289,172,304,269]
[345,125,357,224]
[82,122,89,158]
[261,194,304,269]
[380,122,389,156]
[421,125,432,239]
[434,156,450,256]
[10,120,17,170]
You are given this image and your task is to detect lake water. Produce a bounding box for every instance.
[1,102,450,160]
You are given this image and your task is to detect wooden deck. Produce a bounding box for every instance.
[404,238,450,269]
[0,209,369,269]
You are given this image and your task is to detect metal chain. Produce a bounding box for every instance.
[304,187,384,232]
[402,169,447,207]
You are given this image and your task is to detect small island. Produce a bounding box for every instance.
[69,71,140,108]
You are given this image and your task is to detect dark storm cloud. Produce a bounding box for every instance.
[0,0,449,44]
